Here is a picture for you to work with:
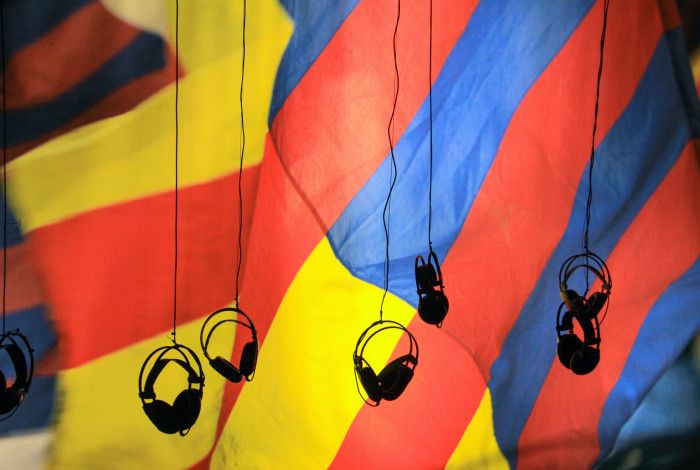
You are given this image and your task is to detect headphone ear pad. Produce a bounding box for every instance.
[418,293,448,325]
[143,400,180,434]
[359,366,382,403]
[210,356,243,383]
[239,341,258,378]
[570,347,600,375]
[173,389,202,431]
[377,355,415,401]
[557,334,582,370]
[587,292,608,317]
[0,370,5,391]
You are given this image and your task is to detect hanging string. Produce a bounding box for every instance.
[171,0,180,342]
[427,0,433,251]
[379,0,401,322]
[235,0,246,307]
[0,0,6,335]
[583,0,609,255]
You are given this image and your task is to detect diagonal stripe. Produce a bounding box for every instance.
[445,389,509,470]
[48,319,232,470]
[516,143,700,468]
[596,258,700,464]
[328,1,660,466]
[326,0,596,300]
[6,1,140,110]
[211,238,415,469]
[5,0,93,56]
[4,244,45,313]
[490,29,694,467]
[269,0,359,122]
[24,167,259,369]
[5,32,167,147]
[271,0,477,230]
[8,22,289,231]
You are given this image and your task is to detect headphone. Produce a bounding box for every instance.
[415,250,449,327]
[353,320,419,406]
[200,307,258,383]
[138,343,205,435]
[556,252,612,375]
[0,330,34,420]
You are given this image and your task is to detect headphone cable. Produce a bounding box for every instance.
[171,0,180,343]
[235,0,246,307]
[583,0,609,255]
[1,0,7,336]
[380,0,401,322]
[427,0,433,251]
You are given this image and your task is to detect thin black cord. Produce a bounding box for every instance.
[172,0,179,342]
[583,0,609,255]
[1,0,6,336]
[379,0,401,322]
[427,0,433,251]
[235,0,246,307]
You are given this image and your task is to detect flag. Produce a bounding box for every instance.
[0,1,698,469]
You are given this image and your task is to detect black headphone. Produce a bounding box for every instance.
[0,330,34,421]
[415,250,449,327]
[200,307,258,383]
[138,343,205,435]
[556,252,612,375]
[353,320,419,406]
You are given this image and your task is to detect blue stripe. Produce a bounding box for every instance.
[0,376,56,434]
[5,0,94,57]
[0,196,25,247]
[488,32,692,467]
[596,259,700,464]
[269,0,359,124]
[327,0,594,305]
[4,32,166,147]
[3,306,56,360]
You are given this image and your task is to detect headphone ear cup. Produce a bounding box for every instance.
[359,366,382,403]
[210,356,243,383]
[0,370,5,391]
[239,341,258,378]
[570,346,600,375]
[418,293,448,325]
[173,389,202,431]
[586,292,608,317]
[377,355,415,401]
[557,334,582,370]
[143,400,181,434]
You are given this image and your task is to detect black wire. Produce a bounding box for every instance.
[235,0,246,307]
[172,0,179,342]
[583,0,609,255]
[427,0,433,251]
[380,0,401,322]
[1,0,6,336]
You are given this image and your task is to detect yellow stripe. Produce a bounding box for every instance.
[49,318,235,470]
[445,389,510,470]
[211,238,417,469]
[8,0,292,232]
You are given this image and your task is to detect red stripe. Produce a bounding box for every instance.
[517,143,700,469]
[26,166,260,369]
[4,243,45,313]
[6,2,140,110]
[270,0,477,229]
[329,1,663,467]
[7,50,180,161]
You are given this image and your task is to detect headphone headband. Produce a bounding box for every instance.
[353,320,419,368]
[559,251,612,295]
[199,307,257,363]
[138,343,204,404]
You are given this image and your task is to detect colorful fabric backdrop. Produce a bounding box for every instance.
[0,0,698,468]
